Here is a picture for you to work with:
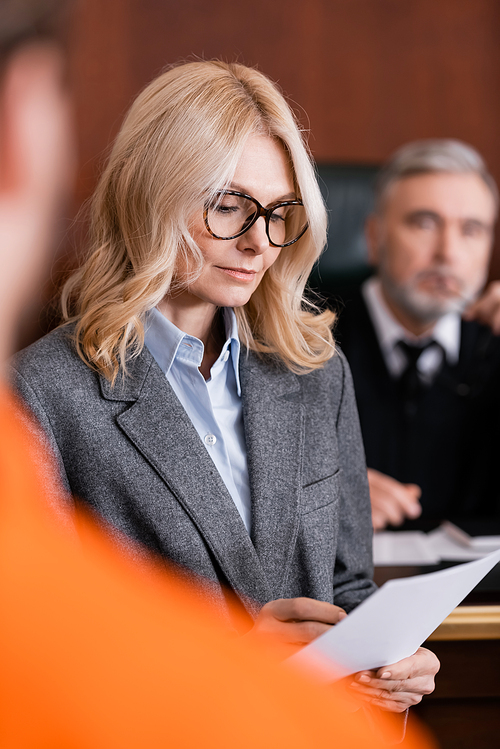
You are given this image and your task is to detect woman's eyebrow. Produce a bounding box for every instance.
[228,183,297,202]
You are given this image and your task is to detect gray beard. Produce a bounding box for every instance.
[379,268,478,326]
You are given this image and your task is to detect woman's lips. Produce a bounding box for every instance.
[217,266,258,281]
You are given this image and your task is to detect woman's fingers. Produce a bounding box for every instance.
[351,676,433,702]
[350,680,427,711]
[267,597,347,625]
[349,648,440,712]
[246,597,347,651]
[354,673,435,694]
[268,618,336,644]
[374,647,440,681]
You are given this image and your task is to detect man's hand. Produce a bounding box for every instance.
[463,281,500,335]
[244,597,347,657]
[349,647,440,712]
[368,468,422,530]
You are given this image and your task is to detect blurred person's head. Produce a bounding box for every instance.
[366,139,497,334]
[62,60,334,382]
[0,0,74,364]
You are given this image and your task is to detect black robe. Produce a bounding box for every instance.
[333,288,500,526]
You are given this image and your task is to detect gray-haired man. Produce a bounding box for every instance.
[335,139,500,530]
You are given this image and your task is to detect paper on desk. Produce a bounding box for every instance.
[373,526,500,565]
[373,531,440,565]
[426,527,489,561]
[288,549,500,683]
[430,522,500,559]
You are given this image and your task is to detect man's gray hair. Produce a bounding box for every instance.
[375,138,499,213]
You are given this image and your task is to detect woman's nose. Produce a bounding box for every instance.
[236,216,270,254]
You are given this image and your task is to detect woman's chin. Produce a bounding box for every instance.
[196,288,256,310]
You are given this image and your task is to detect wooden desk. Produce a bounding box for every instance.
[374,566,500,748]
[428,605,500,641]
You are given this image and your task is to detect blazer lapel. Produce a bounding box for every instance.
[100,350,272,613]
[240,351,304,599]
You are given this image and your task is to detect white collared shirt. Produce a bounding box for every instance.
[362,276,461,381]
[144,307,252,533]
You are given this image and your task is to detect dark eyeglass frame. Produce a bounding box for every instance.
[203,190,309,248]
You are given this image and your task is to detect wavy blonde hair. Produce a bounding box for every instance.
[62,60,336,382]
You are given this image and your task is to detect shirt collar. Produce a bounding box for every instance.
[223,307,241,396]
[362,276,461,365]
[144,307,242,395]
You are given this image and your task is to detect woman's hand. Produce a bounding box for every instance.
[349,647,440,712]
[244,597,347,656]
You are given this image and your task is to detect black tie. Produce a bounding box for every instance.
[396,340,436,417]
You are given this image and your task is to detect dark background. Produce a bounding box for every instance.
[33,0,500,346]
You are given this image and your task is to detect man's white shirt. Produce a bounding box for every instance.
[362,276,461,382]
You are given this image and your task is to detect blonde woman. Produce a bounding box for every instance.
[12,61,438,710]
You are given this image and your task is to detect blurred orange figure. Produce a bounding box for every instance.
[0,389,435,748]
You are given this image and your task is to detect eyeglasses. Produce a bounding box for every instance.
[204,190,309,248]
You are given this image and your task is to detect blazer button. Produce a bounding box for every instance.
[204,434,217,445]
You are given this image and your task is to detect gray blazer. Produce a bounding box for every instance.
[11,326,375,624]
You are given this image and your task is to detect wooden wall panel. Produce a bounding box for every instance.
[66,0,500,274]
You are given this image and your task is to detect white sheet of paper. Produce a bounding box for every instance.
[288,549,500,683]
[373,531,440,565]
